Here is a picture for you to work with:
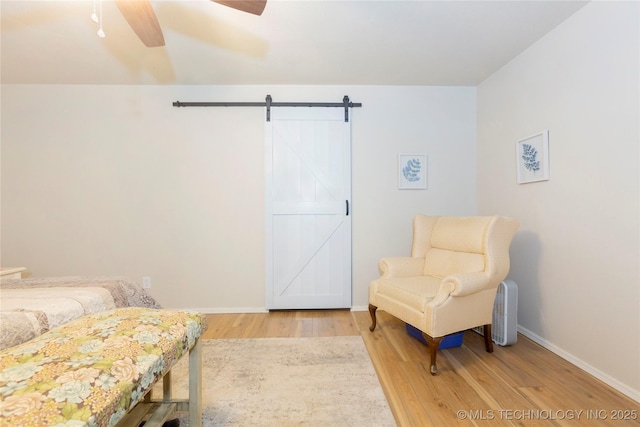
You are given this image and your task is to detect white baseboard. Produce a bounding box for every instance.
[186,306,369,314]
[183,307,269,314]
[517,325,640,403]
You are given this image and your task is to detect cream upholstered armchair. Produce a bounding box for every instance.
[368,215,519,374]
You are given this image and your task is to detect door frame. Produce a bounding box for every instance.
[264,107,352,310]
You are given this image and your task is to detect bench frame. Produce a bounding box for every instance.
[116,339,202,427]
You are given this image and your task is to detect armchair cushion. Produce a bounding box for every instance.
[430,216,490,253]
[423,216,492,277]
[423,248,485,278]
[374,276,441,312]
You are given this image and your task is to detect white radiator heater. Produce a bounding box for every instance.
[473,279,518,346]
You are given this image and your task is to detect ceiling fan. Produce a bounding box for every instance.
[113,0,267,47]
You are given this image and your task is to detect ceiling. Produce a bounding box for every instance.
[1,0,588,86]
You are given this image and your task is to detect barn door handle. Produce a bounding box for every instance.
[346,200,349,216]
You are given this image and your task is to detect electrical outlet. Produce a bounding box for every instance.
[142,276,151,289]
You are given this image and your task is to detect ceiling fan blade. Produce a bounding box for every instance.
[114,0,165,47]
[213,0,267,16]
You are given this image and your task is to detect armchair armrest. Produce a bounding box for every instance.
[441,272,493,297]
[378,257,425,278]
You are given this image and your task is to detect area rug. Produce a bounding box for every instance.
[161,336,396,426]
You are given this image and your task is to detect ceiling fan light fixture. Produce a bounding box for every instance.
[91,0,106,39]
[91,0,99,23]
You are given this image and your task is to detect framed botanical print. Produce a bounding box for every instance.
[516,131,550,184]
[399,154,427,189]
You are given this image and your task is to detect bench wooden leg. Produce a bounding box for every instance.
[162,370,172,401]
[189,339,202,427]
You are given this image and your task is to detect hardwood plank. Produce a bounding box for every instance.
[444,345,543,426]
[200,313,234,339]
[462,330,547,389]
[333,310,359,335]
[265,310,295,337]
[291,312,314,337]
[362,332,430,426]
[312,311,337,337]
[399,360,476,426]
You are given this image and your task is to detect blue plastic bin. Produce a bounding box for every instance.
[405,323,464,349]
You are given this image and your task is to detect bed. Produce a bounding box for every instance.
[0,276,205,426]
[0,276,161,351]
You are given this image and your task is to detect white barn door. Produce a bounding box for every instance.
[265,107,352,309]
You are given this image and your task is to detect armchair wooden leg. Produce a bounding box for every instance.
[421,333,443,375]
[483,324,494,353]
[368,304,378,332]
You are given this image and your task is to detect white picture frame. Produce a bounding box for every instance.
[399,153,427,189]
[516,131,550,184]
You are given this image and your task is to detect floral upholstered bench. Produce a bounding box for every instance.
[0,307,207,427]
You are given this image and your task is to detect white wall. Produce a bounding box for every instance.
[0,84,477,311]
[477,1,639,400]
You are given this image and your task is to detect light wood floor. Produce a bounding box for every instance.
[202,310,639,426]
